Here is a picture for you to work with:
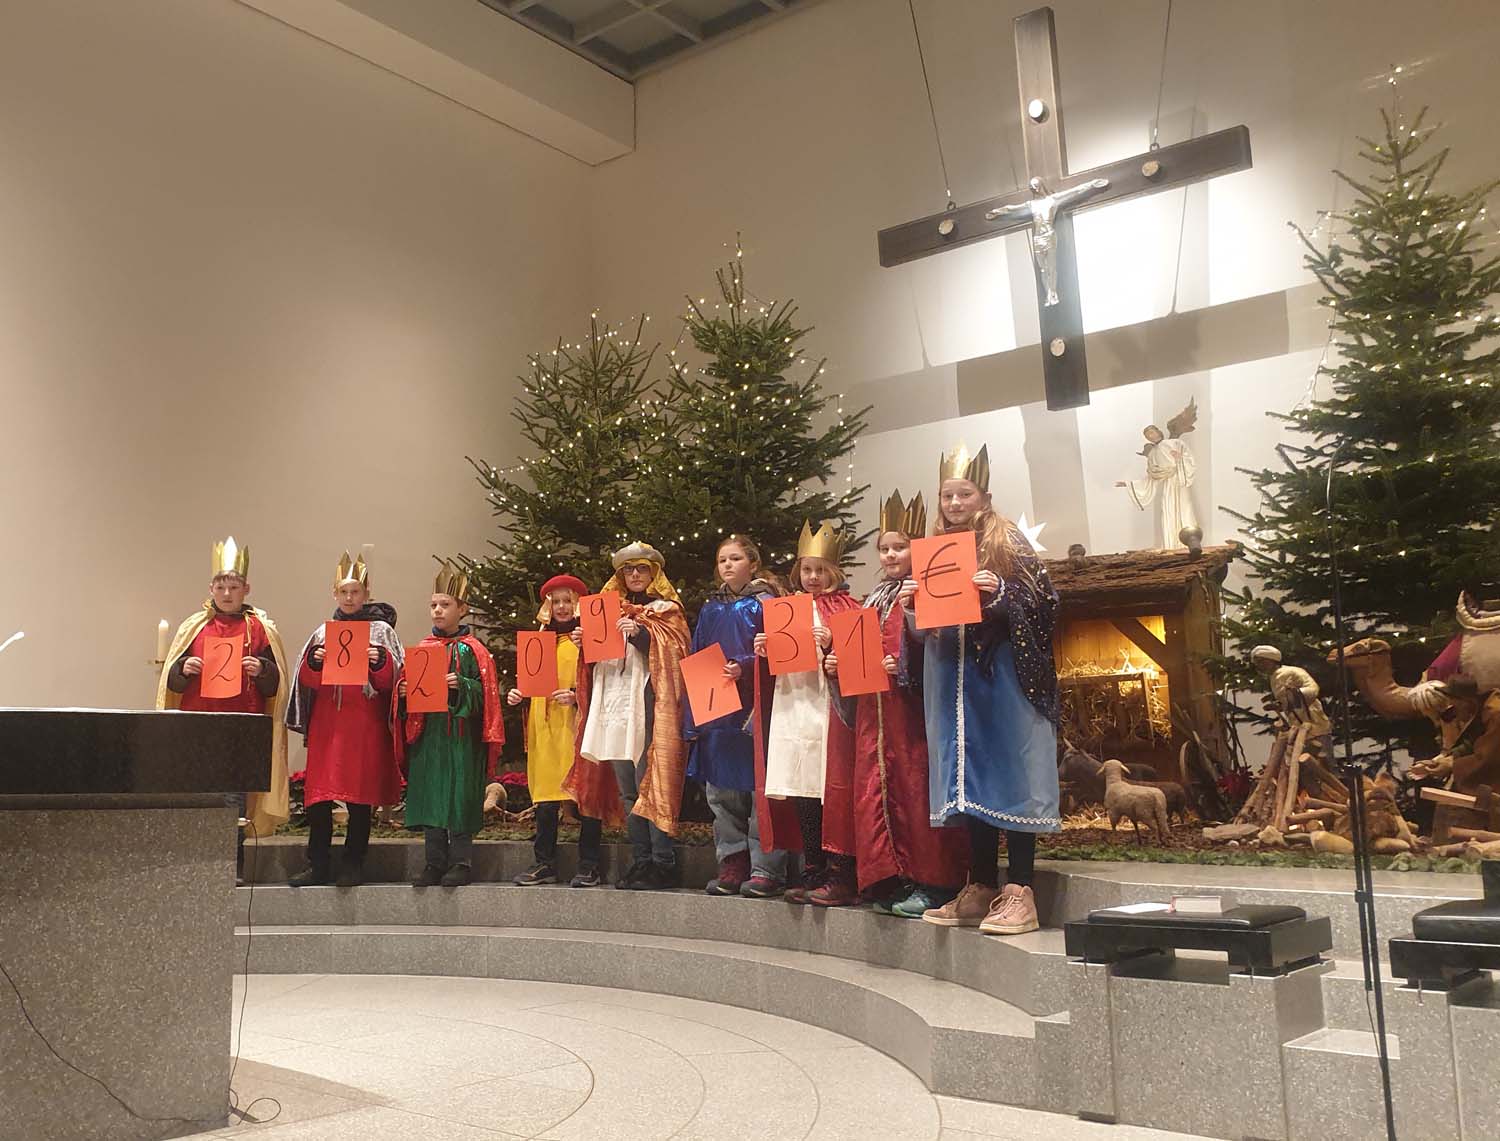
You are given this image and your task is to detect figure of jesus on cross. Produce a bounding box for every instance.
[986,175,1110,307]
[878,6,1253,410]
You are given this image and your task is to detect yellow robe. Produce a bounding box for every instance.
[154,605,292,838]
[526,636,579,803]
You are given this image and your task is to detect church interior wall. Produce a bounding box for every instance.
[0,0,594,709]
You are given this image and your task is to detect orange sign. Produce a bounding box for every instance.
[516,630,559,698]
[763,594,819,676]
[578,592,625,663]
[680,644,743,726]
[911,531,981,629]
[199,636,243,699]
[404,644,449,713]
[321,621,370,687]
[827,608,890,697]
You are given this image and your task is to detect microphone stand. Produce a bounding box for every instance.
[1325,444,1397,1139]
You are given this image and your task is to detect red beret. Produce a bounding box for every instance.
[539,574,588,599]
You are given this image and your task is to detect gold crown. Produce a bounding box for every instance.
[211,536,250,579]
[939,442,990,492]
[433,559,470,603]
[796,520,847,564]
[334,550,369,590]
[878,490,927,539]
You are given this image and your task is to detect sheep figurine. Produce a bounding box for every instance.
[1101,759,1171,845]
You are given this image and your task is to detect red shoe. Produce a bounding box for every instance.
[785,866,824,905]
[705,850,752,896]
[809,879,859,907]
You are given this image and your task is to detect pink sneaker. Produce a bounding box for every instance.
[921,882,999,927]
[979,883,1039,936]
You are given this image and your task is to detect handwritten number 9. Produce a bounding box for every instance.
[587,597,607,644]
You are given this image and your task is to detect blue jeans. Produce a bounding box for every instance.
[705,784,788,882]
[611,757,676,867]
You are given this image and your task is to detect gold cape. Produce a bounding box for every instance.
[154,604,292,838]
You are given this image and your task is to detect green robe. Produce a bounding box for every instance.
[403,640,487,833]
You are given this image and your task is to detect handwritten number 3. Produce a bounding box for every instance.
[770,606,798,664]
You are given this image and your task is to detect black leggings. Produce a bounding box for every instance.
[965,817,1036,888]
[306,800,373,867]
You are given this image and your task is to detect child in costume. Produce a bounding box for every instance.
[824,493,967,917]
[684,535,789,897]
[157,537,290,883]
[910,445,1060,936]
[570,540,691,891]
[755,521,861,906]
[285,552,403,888]
[509,573,615,888]
[397,561,504,887]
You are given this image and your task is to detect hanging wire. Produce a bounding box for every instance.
[1149,0,1175,151]
[906,0,955,209]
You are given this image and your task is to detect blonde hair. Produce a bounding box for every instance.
[790,555,845,591]
[938,500,1041,594]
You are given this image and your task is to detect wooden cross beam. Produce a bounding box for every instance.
[878,6,1253,411]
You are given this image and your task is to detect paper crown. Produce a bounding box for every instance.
[611,540,664,569]
[939,442,990,492]
[433,559,470,603]
[878,490,927,539]
[333,550,369,590]
[796,520,847,564]
[211,536,250,579]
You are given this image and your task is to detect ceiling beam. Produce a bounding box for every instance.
[650,1,703,43]
[574,0,644,45]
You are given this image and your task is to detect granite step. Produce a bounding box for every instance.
[233,922,1041,1106]
[233,882,1072,1016]
[1281,1027,1402,1141]
[1319,957,1401,1032]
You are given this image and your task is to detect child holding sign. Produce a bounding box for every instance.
[906,445,1060,936]
[684,536,790,898]
[755,521,860,906]
[397,562,505,887]
[508,574,615,888]
[158,537,290,883]
[825,494,967,918]
[284,552,403,887]
[570,541,691,891]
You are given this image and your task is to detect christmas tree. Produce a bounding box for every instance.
[1220,106,1500,755]
[630,254,871,608]
[462,314,662,635]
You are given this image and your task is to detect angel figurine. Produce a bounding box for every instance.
[1116,399,1199,548]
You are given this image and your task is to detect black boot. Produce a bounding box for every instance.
[334,859,363,888]
[412,864,444,888]
[289,860,332,887]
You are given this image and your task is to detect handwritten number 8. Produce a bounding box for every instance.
[334,629,354,668]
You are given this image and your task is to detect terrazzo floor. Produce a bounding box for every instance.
[193,974,1212,1140]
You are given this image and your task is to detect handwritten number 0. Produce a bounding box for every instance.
[524,638,543,676]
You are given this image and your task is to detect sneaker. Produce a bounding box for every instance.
[633,861,679,891]
[740,875,784,898]
[615,858,651,890]
[809,879,860,907]
[334,861,363,889]
[412,864,445,888]
[892,885,954,919]
[921,882,999,927]
[514,863,558,886]
[706,850,752,896]
[288,864,331,888]
[570,866,605,888]
[979,883,1039,936]
[440,864,471,887]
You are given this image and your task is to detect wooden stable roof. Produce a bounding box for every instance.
[1045,542,1241,611]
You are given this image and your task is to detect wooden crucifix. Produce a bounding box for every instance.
[877,6,1253,411]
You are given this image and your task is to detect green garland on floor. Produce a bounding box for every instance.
[1039,843,1478,874]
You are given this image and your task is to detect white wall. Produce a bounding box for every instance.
[590,0,1500,593]
[0,0,592,709]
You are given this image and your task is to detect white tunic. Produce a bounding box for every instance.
[579,643,648,763]
[763,605,829,800]
[1127,436,1198,547]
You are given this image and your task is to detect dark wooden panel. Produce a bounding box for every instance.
[1013,6,1066,181]
[1033,212,1089,410]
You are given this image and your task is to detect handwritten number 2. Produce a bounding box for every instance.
[412,653,433,697]
[211,644,235,681]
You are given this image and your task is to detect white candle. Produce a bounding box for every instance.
[156,619,170,663]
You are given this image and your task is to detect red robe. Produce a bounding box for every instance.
[848,598,968,891]
[177,611,272,714]
[752,589,861,855]
[298,647,401,807]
